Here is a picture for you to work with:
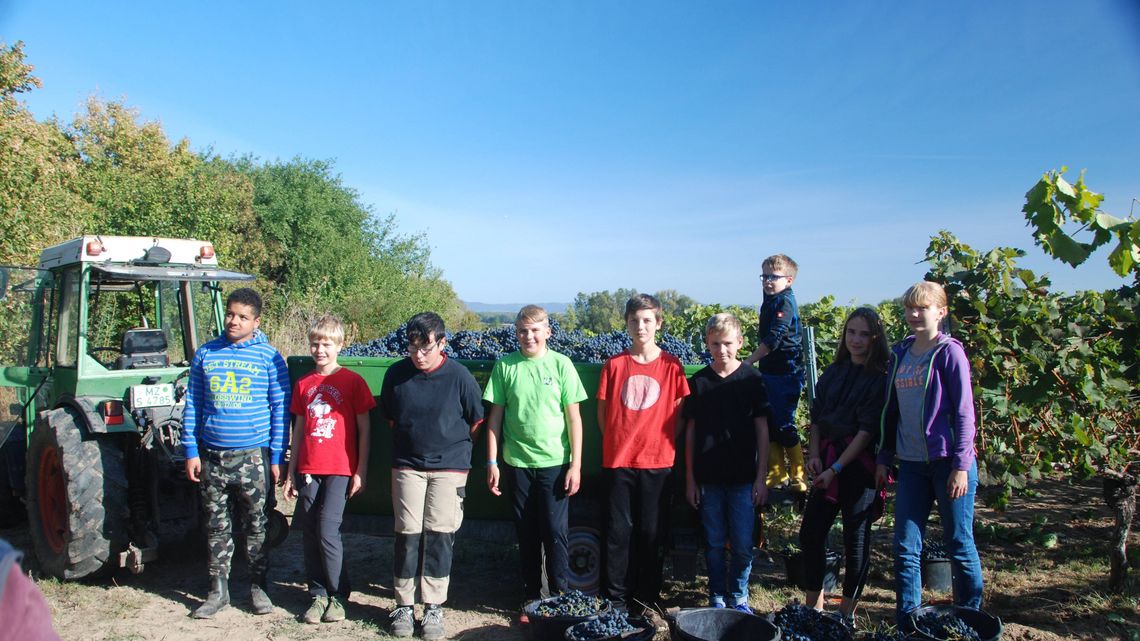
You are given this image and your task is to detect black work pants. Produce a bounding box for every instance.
[603,467,672,608]
[507,464,570,599]
[798,462,877,597]
[298,474,351,598]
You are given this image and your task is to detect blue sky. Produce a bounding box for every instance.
[3,1,1138,306]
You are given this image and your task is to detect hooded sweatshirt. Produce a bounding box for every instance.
[182,329,291,464]
[876,333,976,471]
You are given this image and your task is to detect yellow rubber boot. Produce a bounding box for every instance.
[766,444,788,488]
[787,444,808,492]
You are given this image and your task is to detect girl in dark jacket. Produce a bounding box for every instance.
[799,307,889,624]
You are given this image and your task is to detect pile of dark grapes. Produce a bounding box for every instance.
[773,603,849,641]
[533,590,608,618]
[344,317,704,364]
[565,611,638,640]
[922,539,948,561]
[912,611,980,641]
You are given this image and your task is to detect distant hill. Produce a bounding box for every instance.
[464,301,569,314]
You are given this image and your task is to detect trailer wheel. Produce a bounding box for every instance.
[567,525,602,594]
[25,408,128,579]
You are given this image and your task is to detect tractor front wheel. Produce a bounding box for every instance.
[25,408,128,579]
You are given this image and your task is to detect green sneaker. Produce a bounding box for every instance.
[322,595,346,623]
[302,595,329,624]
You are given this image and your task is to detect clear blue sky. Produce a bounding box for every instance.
[3,1,1138,306]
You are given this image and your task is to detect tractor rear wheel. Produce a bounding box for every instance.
[25,408,128,579]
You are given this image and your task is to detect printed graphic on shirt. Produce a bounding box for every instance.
[895,358,928,390]
[621,374,661,411]
[305,385,345,442]
[204,359,261,408]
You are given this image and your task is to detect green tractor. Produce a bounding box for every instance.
[0,235,287,579]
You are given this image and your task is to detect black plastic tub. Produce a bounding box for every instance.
[921,557,952,592]
[906,605,1002,641]
[671,607,781,641]
[564,616,655,641]
[523,595,609,640]
[783,550,842,591]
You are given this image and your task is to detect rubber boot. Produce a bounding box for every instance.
[250,575,274,615]
[192,575,230,619]
[766,444,788,488]
[787,444,808,492]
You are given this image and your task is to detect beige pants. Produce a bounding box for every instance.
[392,469,468,605]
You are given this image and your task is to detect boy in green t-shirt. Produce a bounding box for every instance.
[484,305,587,606]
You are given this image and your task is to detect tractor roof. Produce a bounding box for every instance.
[39,236,222,270]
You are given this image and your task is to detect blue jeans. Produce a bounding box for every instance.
[893,459,983,623]
[699,484,754,606]
[760,372,803,446]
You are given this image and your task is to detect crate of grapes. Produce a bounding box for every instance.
[523,590,611,640]
[906,605,1002,641]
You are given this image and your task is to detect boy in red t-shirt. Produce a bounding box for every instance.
[283,315,375,624]
[596,294,690,613]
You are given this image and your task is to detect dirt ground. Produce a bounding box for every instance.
[3,477,1138,641]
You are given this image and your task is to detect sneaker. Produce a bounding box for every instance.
[388,605,415,638]
[321,595,345,623]
[732,603,753,614]
[421,604,445,641]
[710,600,726,609]
[302,595,328,624]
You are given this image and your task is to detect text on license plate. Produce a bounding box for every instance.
[130,383,175,408]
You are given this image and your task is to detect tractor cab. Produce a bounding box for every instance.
[0,236,265,579]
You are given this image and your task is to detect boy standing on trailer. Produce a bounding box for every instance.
[283,315,374,625]
[183,287,291,619]
[744,254,807,495]
[380,312,484,640]
[484,305,587,613]
[596,294,690,613]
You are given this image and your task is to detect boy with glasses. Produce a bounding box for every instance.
[380,312,485,639]
[744,254,807,496]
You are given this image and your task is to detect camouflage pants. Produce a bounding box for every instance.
[201,447,270,579]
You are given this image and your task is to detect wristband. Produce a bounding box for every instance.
[830,461,843,474]
[487,459,498,466]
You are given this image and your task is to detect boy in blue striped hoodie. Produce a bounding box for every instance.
[183,288,291,619]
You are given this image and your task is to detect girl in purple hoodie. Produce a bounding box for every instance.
[875,281,982,624]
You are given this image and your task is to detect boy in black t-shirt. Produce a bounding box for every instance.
[379,312,484,640]
[684,313,769,613]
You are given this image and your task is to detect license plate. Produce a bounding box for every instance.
[130,383,175,409]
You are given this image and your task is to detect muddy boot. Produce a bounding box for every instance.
[250,576,274,615]
[192,575,230,619]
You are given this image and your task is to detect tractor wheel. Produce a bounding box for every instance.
[25,408,129,579]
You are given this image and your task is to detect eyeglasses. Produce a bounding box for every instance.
[407,339,442,356]
[760,274,788,282]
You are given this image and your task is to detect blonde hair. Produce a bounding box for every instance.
[901,281,948,308]
[308,314,345,345]
[762,254,798,278]
[705,312,742,338]
[515,304,549,327]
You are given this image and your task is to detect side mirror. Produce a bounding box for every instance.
[0,267,9,301]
